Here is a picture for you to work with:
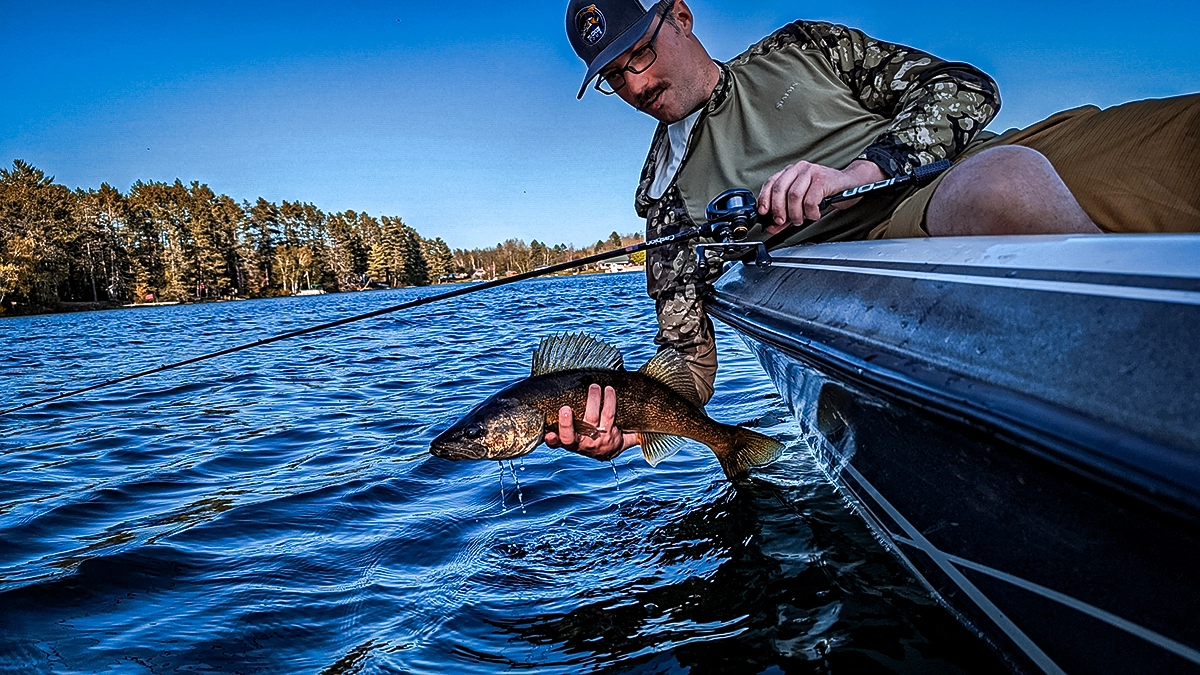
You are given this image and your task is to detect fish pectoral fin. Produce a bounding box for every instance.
[716,426,786,479]
[638,348,702,407]
[531,333,625,376]
[638,432,685,467]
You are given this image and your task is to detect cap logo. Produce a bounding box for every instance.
[576,5,606,46]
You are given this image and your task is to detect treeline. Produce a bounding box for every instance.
[1,160,643,315]
[0,160,454,312]
[452,231,645,278]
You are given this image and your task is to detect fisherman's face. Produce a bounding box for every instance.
[602,2,708,123]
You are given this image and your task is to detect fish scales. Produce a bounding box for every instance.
[512,369,729,448]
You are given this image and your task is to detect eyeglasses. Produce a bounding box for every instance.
[595,10,666,95]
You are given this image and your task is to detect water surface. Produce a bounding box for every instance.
[0,273,1002,673]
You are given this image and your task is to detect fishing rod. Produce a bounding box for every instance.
[0,221,729,418]
[0,159,950,418]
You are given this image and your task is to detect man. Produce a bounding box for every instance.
[547,0,1200,460]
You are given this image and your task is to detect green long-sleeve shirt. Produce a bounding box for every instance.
[634,21,1000,403]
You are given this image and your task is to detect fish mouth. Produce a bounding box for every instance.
[430,433,542,462]
[429,440,487,461]
[488,440,540,461]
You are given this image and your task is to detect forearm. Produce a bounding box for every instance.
[785,21,1001,175]
[645,189,723,405]
[859,68,1001,175]
[843,159,886,184]
[649,266,720,406]
[675,328,717,406]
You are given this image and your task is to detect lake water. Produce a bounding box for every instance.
[0,272,1004,673]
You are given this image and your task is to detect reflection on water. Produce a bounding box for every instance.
[0,274,1004,672]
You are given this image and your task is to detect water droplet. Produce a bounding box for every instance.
[507,461,526,514]
[519,457,525,471]
[498,462,507,512]
[610,460,621,490]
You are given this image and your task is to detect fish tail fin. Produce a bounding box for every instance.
[714,426,785,479]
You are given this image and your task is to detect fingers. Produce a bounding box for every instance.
[557,405,575,447]
[758,161,851,233]
[583,383,602,430]
[764,162,807,227]
[785,171,816,224]
[758,168,782,216]
[546,384,631,461]
[599,386,617,433]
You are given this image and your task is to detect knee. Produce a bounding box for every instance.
[951,146,1057,213]
[930,146,1066,230]
[973,144,1054,174]
[927,145,1100,236]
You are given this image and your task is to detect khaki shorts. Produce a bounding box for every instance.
[872,94,1200,238]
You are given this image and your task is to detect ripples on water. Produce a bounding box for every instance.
[0,273,1000,673]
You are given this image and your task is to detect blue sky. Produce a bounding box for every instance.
[3,1,1197,250]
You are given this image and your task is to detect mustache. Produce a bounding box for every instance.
[635,84,667,109]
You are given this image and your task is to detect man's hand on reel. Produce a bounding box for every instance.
[757,159,887,234]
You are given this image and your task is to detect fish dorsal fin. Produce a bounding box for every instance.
[531,333,625,376]
[639,432,685,467]
[638,348,702,407]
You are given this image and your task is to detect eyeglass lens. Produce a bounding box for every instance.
[596,12,665,94]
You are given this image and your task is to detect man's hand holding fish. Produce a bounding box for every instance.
[544,384,639,460]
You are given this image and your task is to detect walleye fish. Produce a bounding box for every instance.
[429,333,784,479]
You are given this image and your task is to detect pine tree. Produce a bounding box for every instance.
[0,160,76,307]
[327,210,367,291]
[185,182,237,299]
[529,240,549,269]
[244,198,280,294]
[126,181,197,301]
[422,237,454,282]
[399,223,428,286]
[73,184,133,303]
[211,195,247,297]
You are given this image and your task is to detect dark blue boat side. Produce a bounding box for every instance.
[709,234,1200,675]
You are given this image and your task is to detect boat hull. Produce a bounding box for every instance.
[709,235,1200,674]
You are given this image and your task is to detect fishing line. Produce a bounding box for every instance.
[1,162,949,418]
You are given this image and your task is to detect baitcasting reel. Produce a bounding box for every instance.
[702,188,759,243]
[697,188,771,270]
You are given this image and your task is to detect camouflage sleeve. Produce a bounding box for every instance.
[787,21,1001,176]
[643,184,722,406]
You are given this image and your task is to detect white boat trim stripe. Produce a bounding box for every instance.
[893,543,1200,667]
[772,262,1200,306]
[844,465,1067,675]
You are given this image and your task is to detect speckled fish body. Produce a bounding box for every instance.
[430,333,783,479]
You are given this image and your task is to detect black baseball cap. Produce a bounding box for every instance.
[566,0,667,99]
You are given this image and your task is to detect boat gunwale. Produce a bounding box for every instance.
[708,285,1200,526]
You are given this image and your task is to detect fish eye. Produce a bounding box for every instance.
[464,425,484,440]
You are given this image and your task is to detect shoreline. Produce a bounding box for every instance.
[0,268,639,319]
